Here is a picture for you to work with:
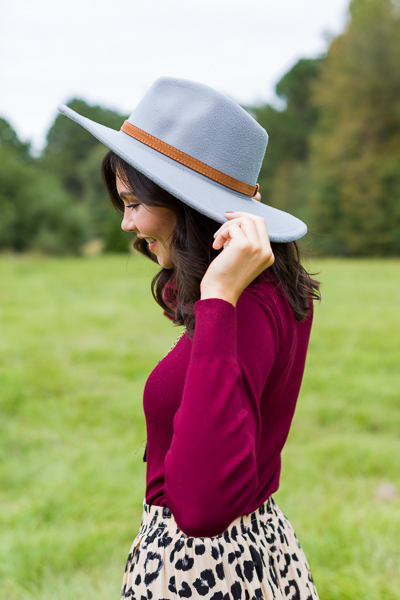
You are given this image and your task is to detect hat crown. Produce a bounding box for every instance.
[127,77,268,186]
[57,76,307,241]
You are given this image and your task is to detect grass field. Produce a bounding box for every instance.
[1,254,399,599]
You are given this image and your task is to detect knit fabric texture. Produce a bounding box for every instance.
[144,273,313,538]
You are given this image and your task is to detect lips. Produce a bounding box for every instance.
[137,235,157,250]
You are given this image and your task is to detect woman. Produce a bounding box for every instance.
[58,77,320,599]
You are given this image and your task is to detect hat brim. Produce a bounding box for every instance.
[58,104,307,243]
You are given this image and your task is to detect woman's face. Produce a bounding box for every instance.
[116,174,177,269]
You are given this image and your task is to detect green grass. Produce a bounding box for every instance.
[0,254,399,599]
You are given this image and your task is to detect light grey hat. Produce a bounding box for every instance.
[58,77,307,242]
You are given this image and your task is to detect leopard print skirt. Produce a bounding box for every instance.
[121,497,319,599]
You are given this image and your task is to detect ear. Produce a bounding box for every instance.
[253,190,262,202]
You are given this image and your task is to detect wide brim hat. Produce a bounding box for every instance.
[58,77,307,242]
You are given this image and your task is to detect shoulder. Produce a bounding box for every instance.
[230,270,286,364]
[237,270,286,328]
[236,267,313,347]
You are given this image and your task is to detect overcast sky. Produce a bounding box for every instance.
[1,0,350,152]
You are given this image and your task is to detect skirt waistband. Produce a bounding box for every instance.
[138,496,279,539]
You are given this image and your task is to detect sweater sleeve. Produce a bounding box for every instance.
[164,284,281,537]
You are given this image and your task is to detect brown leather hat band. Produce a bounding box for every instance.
[121,120,258,197]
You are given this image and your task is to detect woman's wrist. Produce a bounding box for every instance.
[200,284,238,307]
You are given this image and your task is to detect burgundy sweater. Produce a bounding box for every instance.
[143,272,313,538]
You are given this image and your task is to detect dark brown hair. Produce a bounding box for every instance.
[101,150,320,336]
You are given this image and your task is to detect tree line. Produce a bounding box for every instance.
[1,0,399,256]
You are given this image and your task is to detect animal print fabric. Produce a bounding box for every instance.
[121,497,319,599]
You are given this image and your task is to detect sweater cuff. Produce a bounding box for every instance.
[191,298,237,364]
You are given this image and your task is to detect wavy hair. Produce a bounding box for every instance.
[101,150,320,336]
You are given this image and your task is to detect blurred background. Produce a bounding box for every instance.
[2,0,399,257]
[1,0,400,598]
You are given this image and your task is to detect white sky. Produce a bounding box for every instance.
[1,0,350,152]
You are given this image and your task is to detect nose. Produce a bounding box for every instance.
[121,207,137,232]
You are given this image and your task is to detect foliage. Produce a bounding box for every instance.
[0,105,130,254]
[0,254,399,599]
[0,117,32,163]
[251,58,321,218]
[1,0,400,256]
[307,0,400,255]
[0,143,91,255]
[40,100,130,251]
[248,0,400,256]
[42,100,124,196]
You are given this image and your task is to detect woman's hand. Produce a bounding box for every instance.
[200,211,275,307]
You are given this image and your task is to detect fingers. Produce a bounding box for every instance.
[213,211,274,267]
[213,212,265,245]
[240,216,274,267]
[213,222,249,250]
[214,211,264,238]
